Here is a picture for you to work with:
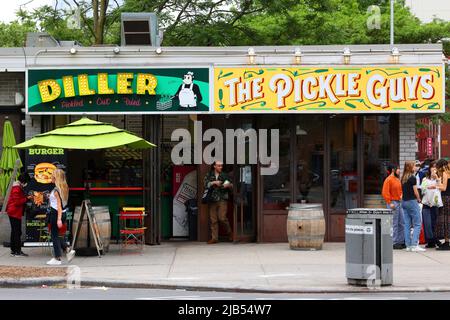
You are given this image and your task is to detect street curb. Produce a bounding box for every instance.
[77,279,450,294]
[0,277,66,288]
[2,277,450,293]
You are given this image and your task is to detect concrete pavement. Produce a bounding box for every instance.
[0,242,450,292]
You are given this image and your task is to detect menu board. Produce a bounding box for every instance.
[24,148,67,244]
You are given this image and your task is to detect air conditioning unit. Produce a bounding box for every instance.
[26,32,59,47]
[121,12,161,46]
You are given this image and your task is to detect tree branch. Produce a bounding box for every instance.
[167,0,193,31]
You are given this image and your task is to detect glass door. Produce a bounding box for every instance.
[294,116,325,205]
[327,115,359,241]
[228,116,257,242]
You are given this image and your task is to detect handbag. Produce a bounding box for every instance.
[201,187,214,204]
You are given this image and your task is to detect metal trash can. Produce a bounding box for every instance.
[345,208,393,286]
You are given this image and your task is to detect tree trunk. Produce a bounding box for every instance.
[93,0,108,45]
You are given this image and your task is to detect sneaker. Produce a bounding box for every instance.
[411,246,426,252]
[17,251,28,257]
[66,250,76,263]
[46,258,62,265]
[207,239,218,244]
[393,243,406,250]
[10,252,17,257]
[405,246,412,252]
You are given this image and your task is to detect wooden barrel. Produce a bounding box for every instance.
[72,206,111,252]
[364,194,386,208]
[287,203,325,250]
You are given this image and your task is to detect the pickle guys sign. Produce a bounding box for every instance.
[214,66,444,113]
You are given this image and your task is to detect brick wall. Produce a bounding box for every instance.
[24,115,42,140]
[0,73,25,243]
[399,114,417,167]
[0,73,24,106]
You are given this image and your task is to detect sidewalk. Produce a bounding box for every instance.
[1,242,450,292]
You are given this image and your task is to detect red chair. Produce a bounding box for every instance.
[119,207,147,253]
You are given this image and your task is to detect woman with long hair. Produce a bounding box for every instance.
[46,169,75,265]
[421,161,442,248]
[436,159,450,249]
[401,160,425,252]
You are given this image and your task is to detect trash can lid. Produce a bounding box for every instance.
[289,203,322,210]
[347,208,392,215]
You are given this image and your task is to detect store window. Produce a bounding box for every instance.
[363,115,392,205]
[329,116,358,210]
[54,115,144,188]
[295,116,324,204]
[261,116,291,210]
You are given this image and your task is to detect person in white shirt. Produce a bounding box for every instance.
[46,169,75,265]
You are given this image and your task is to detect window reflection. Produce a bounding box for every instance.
[363,115,392,206]
[296,116,324,204]
[329,116,358,210]
[261,116,291,210]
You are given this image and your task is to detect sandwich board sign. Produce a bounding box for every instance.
[24,148,67,246]
[70,199,104,257]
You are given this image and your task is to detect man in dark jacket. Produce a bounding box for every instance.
[204,161,233,244]
[6,173,30,257]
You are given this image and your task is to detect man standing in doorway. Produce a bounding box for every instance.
[382,163,406,249]
[204,161,233,244]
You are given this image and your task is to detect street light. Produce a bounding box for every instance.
[247,47,256,65]
[390,47,400,63]
[343,47,352,64]
[390,0,394,45]
[294,47,302,65]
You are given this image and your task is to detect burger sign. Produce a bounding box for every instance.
[34,162,57,184]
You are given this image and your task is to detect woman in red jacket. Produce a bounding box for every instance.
[6,173,30,257]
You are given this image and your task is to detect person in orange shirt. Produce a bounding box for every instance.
[382,164,406,249]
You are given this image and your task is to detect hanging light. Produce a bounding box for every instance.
[343,47,352,65]
[247,47,256,65]
[294,47,302,65]
[390,47,400,63]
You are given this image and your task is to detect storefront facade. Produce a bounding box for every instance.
[0,44,444,243]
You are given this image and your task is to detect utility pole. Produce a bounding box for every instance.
[390,0,394,45]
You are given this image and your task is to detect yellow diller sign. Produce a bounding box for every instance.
[214,66,444,113]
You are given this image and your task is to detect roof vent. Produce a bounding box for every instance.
[121,12,161,46]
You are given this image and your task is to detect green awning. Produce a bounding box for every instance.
[14,117,156,150]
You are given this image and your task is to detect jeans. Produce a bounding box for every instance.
[388,201,405,245]
[402,200,422,247]
[48,209,67,258]
[422,205,438,245]
[8,216,22,254]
